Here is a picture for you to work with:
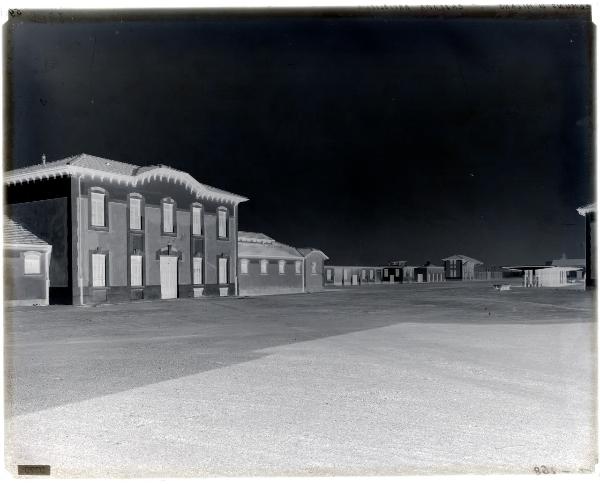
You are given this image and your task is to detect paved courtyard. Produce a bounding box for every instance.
[4,282,596,477]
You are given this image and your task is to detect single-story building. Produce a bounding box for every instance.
[4,215,53,306]
[297,248,329,292]
[237,232,305,296]
[381,265,403,283]
[324,266,383,286]
[504,265,581,287]
[577,202,595,289]
[413,263,445,283]
[442,254,483,280]
[545,254,585,282]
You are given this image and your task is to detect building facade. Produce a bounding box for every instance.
[4,216,52,306]
[297,248,329,292]
[237,232,305,296]
[442,254,483,280]
[324,266,383,286]
[5,154,248,305]
[413,264,445,283]
[577,203,596,289]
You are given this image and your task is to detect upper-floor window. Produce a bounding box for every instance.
[217,207,228,239]
[295,261,302,274]
[130,255,143,286]
[24,251,41,275]
[192,204,203,236]
[311,262,318,274]
[162,199,175,234]
[92,253,106,287]
[279,260,286,274]
[90,190,106,227]
[240,259,249,274]
[260,259,268,274]
[129,195,142,230]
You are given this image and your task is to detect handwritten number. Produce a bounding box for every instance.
[9,9,22,17]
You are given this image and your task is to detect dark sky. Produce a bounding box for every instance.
[6,9,594,266]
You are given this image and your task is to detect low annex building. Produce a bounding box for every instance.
[324,266,383,285]
[4,216,53,306]
[237,232,305,296]
[297,248,329,292]
[504,265,581,288]
[5,153,248,305]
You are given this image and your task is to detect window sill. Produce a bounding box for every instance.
[89,225,109,232]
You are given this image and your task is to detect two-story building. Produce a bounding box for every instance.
[5,153,248,305]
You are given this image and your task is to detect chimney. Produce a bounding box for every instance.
[41,153,46,165]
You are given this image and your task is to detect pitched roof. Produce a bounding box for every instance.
[441,254,483,265]
[237,232,303,260]
[547,256,586,268]
[4,216,50,247]
[238,231,275,243]
[5,153,248,204]
[297,248,329,259]
[577,202,596,215]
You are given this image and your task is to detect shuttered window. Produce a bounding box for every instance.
[218,208,227,238]
[130,255,143,286]
[193,257,203,284]
[92,253,106,287]
[192,206,202,236]
[218,257,228,284]
[240,259,249,274]
[295,261,302,274]
[260,259,268,274]
[129,197,141,230]
[91,191,105,227]
[24,252,41,274]
[163,202,174,233]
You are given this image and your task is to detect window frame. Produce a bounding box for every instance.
[240,258,249,275]
[161,198,177,236]
[128,193,144,232]
[193,256,204,285]
[129,254,144,287]
[218,256,229,284]
[260,259,268,275]
[23,251,42,275]
[88,187,109,230]
[90,251,109,288]
[191,203,204,237]
[217,207,229,240]
[278,260,286,274]
[295,260,302,274]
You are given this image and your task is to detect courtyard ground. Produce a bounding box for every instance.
[3,281,597,477]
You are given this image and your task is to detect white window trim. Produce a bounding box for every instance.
[260,259,268,275]
[193,256,203,285]
[218,257,228,284]
[279,260,286,274]
[162,201,174,234]
[23,251,41,275]
[92,253,106,288]
[130,255,143,287]
[295,260,302,274]
[90,190,106,227]
[240,259,249,275]
[217,208,228,239]
[192,205,203,236]
[129,196,142,230]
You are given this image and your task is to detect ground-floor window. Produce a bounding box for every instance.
[218,257,228,284]
[193,257,203,284]
[326,268,333,281]
[24,251,41,275]
[92,253,106,287]
[260,259,268,274]
[130,255,143,286]
[279,260,286,274]
[295,260,302,274]
[240,258,249,274]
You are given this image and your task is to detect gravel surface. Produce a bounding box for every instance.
[4,282,596,477]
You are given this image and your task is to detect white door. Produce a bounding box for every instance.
[352,274,359,285]
[160,256,178,299]
[417,273,423,283]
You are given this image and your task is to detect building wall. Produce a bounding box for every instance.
[238,258,303,296]
[4,247,50,305]
[74,178,237,304]
[324,266,383,286]
[381,266,403,283]
[304,252,327,292]
[586,212,596,288]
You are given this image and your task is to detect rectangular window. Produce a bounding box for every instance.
[92,253,106,287]
[395,269,400,277]
[218,257,228,284]
[295,261,302,274]
[24,252,41,275]
[130,255,143,286]
[163,203,174,233]
[361,269,366,279]
[311,262,317,274]
[240,259,249,274]
[326,268,333,281]
[91,192,105,227]
[192,206,202,236]
[129,198,141,230]
[279,260,285,274]
[260,259,268,274]
[370,269,374,279]
[193,257,203,285]
[384,268,388,277]
[218,208,228,238]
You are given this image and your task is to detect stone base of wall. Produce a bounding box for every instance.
[77,283,236,305]
[5,298,48,307]
[239,287,304,297]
